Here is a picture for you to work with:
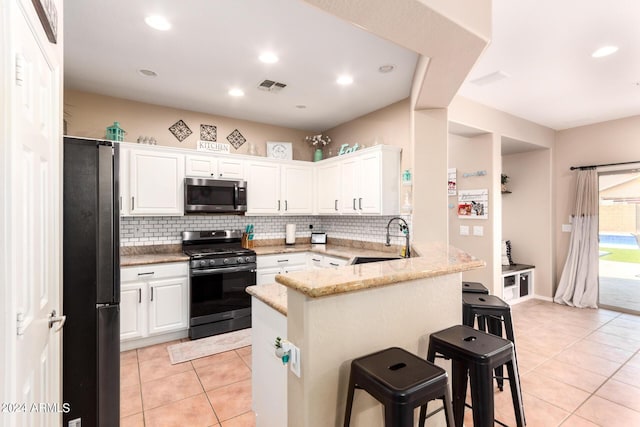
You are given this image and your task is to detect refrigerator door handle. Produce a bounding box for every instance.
[48,310,66,332]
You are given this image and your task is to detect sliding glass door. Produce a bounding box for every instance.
[598,169,640,314]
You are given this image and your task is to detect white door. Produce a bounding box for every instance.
[218,157,244,179]
[120,282,146,341]
[2,0,63,424]
[282,165,313,214]
[148,277,189,335]
[316,163,341,214]
[129,149,185,215]
[358,152,382,214]
[246,161,281,214]
[186,154,217,177]
[340,158,360,214]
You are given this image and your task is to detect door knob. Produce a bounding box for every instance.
[48,310,66,333]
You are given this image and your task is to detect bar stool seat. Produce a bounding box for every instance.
[427,325,525,427]
[462,281,489,294]
[344,347,455,427]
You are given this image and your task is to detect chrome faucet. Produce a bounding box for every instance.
[385,217,410,258]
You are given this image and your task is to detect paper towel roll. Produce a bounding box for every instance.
[285,224,296,245]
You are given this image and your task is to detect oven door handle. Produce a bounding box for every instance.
[191,266,256,276]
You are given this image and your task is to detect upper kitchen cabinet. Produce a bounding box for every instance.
[246,160,313,215]
[128,148,185,216]
[317,145,401,215]
[185,154,244,180]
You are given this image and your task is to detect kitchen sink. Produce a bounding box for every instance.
[350,256,402,265]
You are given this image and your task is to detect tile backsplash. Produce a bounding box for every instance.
[120,215,412,247]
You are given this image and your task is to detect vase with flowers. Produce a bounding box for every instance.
[305,134,331,162]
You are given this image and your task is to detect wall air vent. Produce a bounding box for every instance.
[258,79,287,92]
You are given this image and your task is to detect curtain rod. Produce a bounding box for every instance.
[570,160,640,170]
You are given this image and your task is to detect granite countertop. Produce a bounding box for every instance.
[253,243,401,262]
[120,244,189,267]
[247,283,288,315]
[275,241,485,298]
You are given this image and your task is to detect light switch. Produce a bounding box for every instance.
[562,224,572,233]
[473,226,484,236]
[460,226,469,236]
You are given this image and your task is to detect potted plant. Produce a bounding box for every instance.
[501,174,510,192]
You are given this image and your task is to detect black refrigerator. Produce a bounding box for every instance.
[63,137,120,426]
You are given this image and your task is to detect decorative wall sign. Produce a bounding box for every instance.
[32,0,58,43]
[448,168,457,196]
[457,189,489,219]
[168,120,192,142]
[338,143,360,155]
[200,124,217,142]
[226,129,246,149]
[462,170,487,178]
[266,142,292,160]
[197,140,230,154]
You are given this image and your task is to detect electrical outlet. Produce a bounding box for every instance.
[289,343,301,377]
[473,226,484,236]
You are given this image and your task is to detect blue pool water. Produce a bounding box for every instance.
[599,233,639,248]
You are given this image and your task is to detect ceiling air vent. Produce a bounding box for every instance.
[258,79,287,92]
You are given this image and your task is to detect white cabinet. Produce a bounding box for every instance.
[316,146,401,216]
[128,149,185,216]
[502,265,534,303]
[246,160,313,215]
[120,262,189,342]
[256,253,308,285]
[306,253,348,269]
[315,162,341,214]
[119,145,130,216]
[186,154,244,179]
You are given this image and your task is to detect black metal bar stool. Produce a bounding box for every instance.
[462,293,517,391]
[462,281,489,294]
[427,325,525,427]
[343,347,455,427]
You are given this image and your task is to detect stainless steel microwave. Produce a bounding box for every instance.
[184,178,247,214]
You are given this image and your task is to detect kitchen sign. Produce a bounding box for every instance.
[338,143,360,155]
[197,140,231,154]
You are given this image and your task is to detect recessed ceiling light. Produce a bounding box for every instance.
[336,75,354,86]
[378,65,395,73]
[137,69,158,77]
[259,52,279,64]
[145,15,171,31]
[228,88,245,97]
[591,46,619,58]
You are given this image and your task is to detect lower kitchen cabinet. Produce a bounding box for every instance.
[256,253,308,285]
[120,262,189,343]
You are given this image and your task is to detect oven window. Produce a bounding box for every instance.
[187,185,234,207]
[190,269,255,318]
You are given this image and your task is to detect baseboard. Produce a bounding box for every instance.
[121,329,189,352]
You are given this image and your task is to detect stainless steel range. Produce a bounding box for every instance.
[182,230,256,339]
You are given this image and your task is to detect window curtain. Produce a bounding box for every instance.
[554,168,599,308]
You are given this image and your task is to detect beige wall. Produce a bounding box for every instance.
[449,133,500,293]
[64,90,315,161]
[502,149,553,299]
[555,115,640,280]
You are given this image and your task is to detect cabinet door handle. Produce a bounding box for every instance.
[150,287,154,302]
[359,198,362,210]
[353,198,356,210]
[137,272,154,276]
[312,258,321,262]
[285,200,288,211]
[131,196,135,210]
[334,200,338,211]
[278,200,281,211]
[329,262,339,266]
[138,288,141,303]
[277,259,289,263]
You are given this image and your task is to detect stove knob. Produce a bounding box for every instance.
[245,256,252,263]
[223,258,230,264]
[199,260,208,268]
[237,257,244,264]
[208,259,217,267]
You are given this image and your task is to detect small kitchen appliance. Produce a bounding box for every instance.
[311,232,327,244]
[182,230,257,339]
[184,177,247,214]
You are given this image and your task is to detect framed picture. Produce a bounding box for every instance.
[266,141,292,160]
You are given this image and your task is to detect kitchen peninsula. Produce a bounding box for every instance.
[248,242,484,427]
